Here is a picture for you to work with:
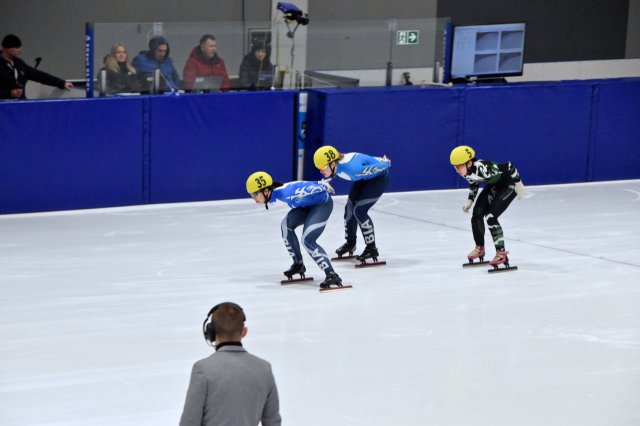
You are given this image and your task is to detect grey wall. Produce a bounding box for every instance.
[437,0,633,63]
[305,0,439,70]
[308,0,437,19]
[628,0,640,58]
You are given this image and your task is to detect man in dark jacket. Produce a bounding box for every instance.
[0,34,73,100]
[182,34,231,92]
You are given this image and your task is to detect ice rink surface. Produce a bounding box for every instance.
[1,180,639,426]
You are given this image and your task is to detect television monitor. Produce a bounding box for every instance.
[448,22,526,82]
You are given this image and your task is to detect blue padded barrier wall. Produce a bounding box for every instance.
[591,79,640,181]
[461,82,595,185]
[0,92,295,214]
[147,92,294,203]
[304,86,461,194]
[2,79,638,215]
[304,78,640,192]
[0,98,145,214]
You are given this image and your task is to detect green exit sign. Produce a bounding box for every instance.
[396,30,419,45]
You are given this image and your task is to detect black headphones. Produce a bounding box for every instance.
[202,302,246,345]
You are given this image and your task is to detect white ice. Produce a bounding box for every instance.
[1,180,639,426]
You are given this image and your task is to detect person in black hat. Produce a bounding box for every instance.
[0,34,74,99]
[238,39,274,90]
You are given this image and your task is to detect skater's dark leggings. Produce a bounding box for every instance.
[471,183,516,250]
[281,197,335,274]
[344,171,389,246]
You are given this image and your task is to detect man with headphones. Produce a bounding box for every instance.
[179,302,281,426]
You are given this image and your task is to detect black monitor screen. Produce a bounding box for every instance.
[450,23,526,80]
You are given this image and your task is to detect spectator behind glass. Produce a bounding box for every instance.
[238,40,274,90]
[0,34,73,100]
[182,34,230,92]
[179,302,281,426]
[132,36,180,92]
[102,43,140,94]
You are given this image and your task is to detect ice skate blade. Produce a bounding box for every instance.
[281,277,314,285]
[462,260,490,268]
[355,260,386,268]
[319,285,353,292]
[331,255,358,261]
[487,265,518,274]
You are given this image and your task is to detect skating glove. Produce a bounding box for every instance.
[319,178,335,194]
[514,181,525,199]
[462,199,473,213]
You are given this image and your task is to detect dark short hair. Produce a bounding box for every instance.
[200,34,216,44]
[212,302,245,339]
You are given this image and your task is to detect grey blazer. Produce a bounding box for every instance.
[179,345,281,426]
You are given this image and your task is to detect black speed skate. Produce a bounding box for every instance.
[319,272,352,292]
[280,262,314,284]
[355,244,387,268]
[332,241,357,261]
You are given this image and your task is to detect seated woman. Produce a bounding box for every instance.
[238,40,273,90]
[102,43,140,94]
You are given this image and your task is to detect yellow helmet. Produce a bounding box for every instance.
[450,146,476,165]
[313,145,340,169]
[246,171,273,194]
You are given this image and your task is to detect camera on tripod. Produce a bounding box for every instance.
[276,2,309,25]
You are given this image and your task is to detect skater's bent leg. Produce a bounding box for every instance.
[352,173,389,246]
[344,191,360,244]
[470,212,485,247]
[281,210,307,262]
[485,213,505,250]
[471,189,491,247]
[486,185,517,250]
[302,200,335,274]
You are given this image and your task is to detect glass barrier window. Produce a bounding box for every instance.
[88,17,450,96]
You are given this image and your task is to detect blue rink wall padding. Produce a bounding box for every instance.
[591,79,640,181]
[0,97,145,214]
[147,92,294,203]
[0,92,294,214]
[1,79,638,214]
[304,86,461,194]
[461,82,594,185]
[304,78,640,193]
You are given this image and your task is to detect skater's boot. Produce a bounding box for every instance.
[467,245,486,262]
[357,244,379,262]
[283,261,306,279]
[489,249,508,266]
[319,271,343,289]
[335,240,357,257]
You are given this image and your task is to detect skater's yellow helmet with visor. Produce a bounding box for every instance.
[313,145,340,170]
[450,146,476,166]
[246,171,273,195]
